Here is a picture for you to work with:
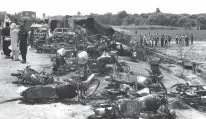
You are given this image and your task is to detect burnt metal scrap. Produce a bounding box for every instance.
[170,80,206,110]
[1,73,100,104]
[87,58,176,119]
[11,65,54,85]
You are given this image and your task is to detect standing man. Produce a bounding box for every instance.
[10,23,19,61]
[0,22,2,54]
[161,34,164,47]
[140,34,143,46]
[75,26,81,50]
[17,25,28,63]
[165,36,168,47]
[191,34,193,44]
[185,35,189,46]
[175,34,178,44]
[2,22,11,58]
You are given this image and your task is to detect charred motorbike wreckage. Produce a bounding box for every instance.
[1,73,100,104]
[51,46,130,76]
[87,74,176,119]
[4,54,176,118]
[170,79,206,110]
[86,59,176,119]
[11,65,54,85]
[34,34,75,53]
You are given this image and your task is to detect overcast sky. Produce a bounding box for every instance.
[1,0,206,17]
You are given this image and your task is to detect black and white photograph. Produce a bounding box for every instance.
[0,0,206,119]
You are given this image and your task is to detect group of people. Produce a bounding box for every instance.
[139,33,194,47]
[140,33,172,47]
[175,33,193,46]
[0,22,28,63]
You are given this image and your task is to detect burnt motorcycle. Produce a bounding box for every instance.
[170,80,206,109]
[52,48,77,75]
[88,86,176,119]
[11,65,54,85]
[0,73,100,104]
[104,71,166,94]
[88,51,130,74]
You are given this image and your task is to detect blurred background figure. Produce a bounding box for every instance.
[191,33,193,44]
[175,34,179,44]
[0,22,2,54]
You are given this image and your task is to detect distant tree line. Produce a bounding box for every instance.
[87,10,206,30]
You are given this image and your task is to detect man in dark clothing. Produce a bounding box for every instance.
[168,36,171,46]
[17,25,28,63]
[161,35,164,47]
[1,22,11,58]
[191,34,193,44]
[30,29,34,48]
[185,35,189,46]
[0,22,2,54]
[140,34,143,46]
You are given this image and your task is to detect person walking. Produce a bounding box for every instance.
[10,23,19,61]
[17,25,28,63]
[2,22,11,58]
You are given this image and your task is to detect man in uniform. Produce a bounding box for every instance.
[17,25,28,63]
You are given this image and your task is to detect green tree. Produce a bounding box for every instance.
[197,15,206,25]
[156,8,161,13]
[109,15,122,25]
[168,14,182,26]
[77,11,81,16]
[122,15,135,25]
[134,16,144,25]
[117,10,128,19]
[147,13,169,26]
[177,16,190,27]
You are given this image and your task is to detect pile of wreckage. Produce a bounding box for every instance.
[1,17,191,119]
[6,57,177,119]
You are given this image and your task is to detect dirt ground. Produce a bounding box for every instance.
[158,41,206,64]
[0,48,206,119]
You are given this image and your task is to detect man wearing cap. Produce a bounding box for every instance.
[17,25,28,63]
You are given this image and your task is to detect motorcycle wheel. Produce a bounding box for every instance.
[85,79,100,97]
[170,83,186,94]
